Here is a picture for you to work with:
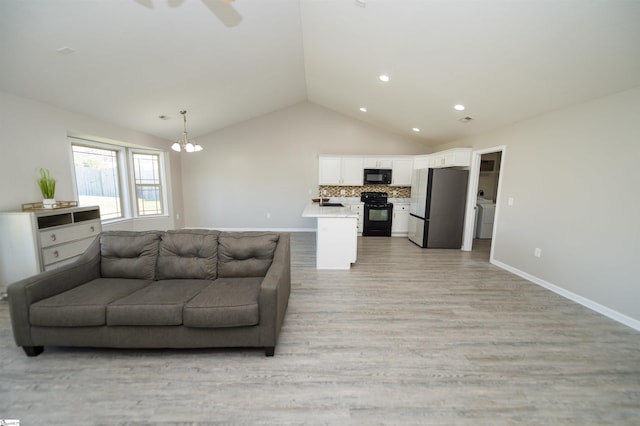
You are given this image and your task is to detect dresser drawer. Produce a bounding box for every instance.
[41,237,96,266]
[40,220,101,248]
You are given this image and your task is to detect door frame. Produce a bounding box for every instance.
[461,145,506,260]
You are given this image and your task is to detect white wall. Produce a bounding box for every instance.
[0,90,182,230]
[434,86,640,325]
[181,102,429,230]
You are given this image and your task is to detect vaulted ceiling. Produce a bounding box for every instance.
[1,0,639,145]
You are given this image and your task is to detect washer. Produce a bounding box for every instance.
[476,201,496,239]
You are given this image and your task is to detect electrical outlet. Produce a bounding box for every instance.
[508,197,514,206]
[534,248,541,258]
[340,189,346,196]
[352,189,356,196]
[266,212,271,219]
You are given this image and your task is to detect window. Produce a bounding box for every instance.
[70,138,167,221]
[71,144,124,220]
[132,152,163,216]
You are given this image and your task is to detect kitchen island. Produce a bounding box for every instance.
[302,203,358,270]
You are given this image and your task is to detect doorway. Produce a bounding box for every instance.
[461,146,506,262]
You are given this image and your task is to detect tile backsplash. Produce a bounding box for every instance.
[318,185,411,199]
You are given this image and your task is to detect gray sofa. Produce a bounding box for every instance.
[8,229,291,357]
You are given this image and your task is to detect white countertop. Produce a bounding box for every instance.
[302,203,358,218]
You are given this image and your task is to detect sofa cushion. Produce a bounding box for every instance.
[106,279,212,326]
[100,231,162,280]
[29,278,153,327]
[183,277,262,328]
[157,229,220,280]
[218,232,279,278]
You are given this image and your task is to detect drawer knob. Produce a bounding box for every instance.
[50,234,56,241]
[53,250,59,258]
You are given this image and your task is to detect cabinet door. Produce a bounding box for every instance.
[430,154,447,168]
[392,205,410,235]
[391,159,413,186]
[413,156,430,170]
[427,149,472,168]
[363,158,392,168]
[319,157,342,185]
[363,158,379,168]
[349,203,364,234]
[442,152,456,167]
[341,158,364,186]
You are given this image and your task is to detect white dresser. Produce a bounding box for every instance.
[0,205,101,290]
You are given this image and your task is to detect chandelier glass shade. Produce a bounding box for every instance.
[171,110,203,153]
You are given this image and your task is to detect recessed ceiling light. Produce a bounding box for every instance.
[359,107,367,112]
[412,128,420,132]
[379,74,390,82]
[454,104,465,111]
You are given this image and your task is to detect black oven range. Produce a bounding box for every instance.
[360,191,393,237]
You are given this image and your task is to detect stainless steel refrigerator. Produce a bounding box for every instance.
[408,168,469,248]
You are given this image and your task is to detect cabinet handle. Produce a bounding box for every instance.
[50,234,56,241]
[53,250,59,258]
[90,226,95,232]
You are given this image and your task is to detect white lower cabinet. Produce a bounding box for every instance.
[392,204,410,236]
[316,217,358,269]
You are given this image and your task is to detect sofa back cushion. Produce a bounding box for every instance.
[100,231,162,280]
[218,232,279,277]
[157,229,220,280]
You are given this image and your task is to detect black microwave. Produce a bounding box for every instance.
[363,168,392,185]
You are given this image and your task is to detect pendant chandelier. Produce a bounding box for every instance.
[171,110,203,153]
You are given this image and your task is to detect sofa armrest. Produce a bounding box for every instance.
[7,236,102,347]
[258,233,291,350]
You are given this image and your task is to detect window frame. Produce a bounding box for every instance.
[69,137,168,223]
[128,149,168,218]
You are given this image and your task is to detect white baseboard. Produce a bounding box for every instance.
[491,259,640,331]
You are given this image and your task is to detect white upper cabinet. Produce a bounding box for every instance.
[319,156,364,186]
[318,157,342,184]
[363,158,393,169]
[391,159,413,186]
[427,148,471,168]
[319,150,468,187]
[413,155,430,170]
[341,158,364,185]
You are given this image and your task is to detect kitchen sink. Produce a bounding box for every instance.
[320,203,344,207]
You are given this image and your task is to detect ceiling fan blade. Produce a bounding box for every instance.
[201,0,242,28]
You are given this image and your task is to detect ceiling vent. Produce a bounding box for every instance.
[459,116,474,123]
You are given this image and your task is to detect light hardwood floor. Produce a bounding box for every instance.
[1,233,639,425]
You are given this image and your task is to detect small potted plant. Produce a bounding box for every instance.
[38,168,56,208]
